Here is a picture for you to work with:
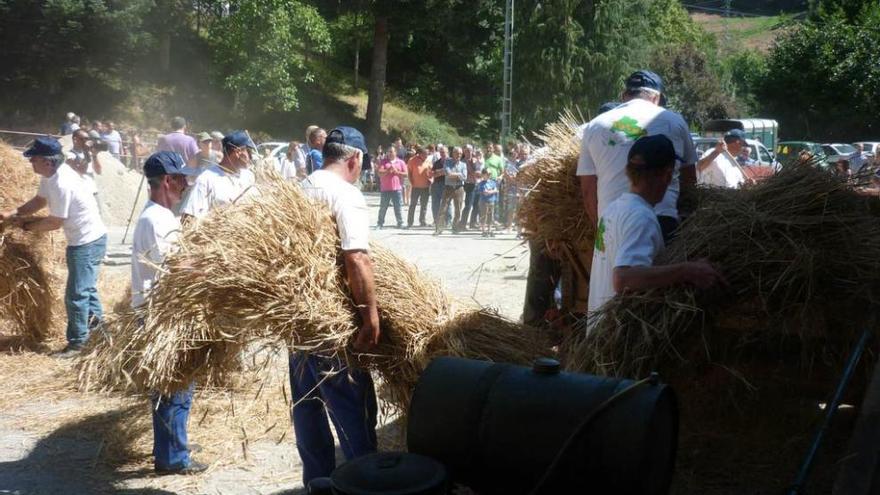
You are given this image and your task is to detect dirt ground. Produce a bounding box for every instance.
[0,192,531,494]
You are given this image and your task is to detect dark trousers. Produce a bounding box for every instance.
[657,215,679,245]
[430,182,445,224]
[469,191,481,227]
[461,183,476,227]
[151,384,194,471]
[522,240,563,327]
[377,190,403,227]
[407,187,430,226]
[290,353,378,486]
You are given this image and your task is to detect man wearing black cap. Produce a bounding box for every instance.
[0,136,107,356]
[577,70,698,244]
[292,126,379,487]
[588,135,724,316]
[179,130,257,220]
[696,129,747,188]
[131,151,206,475]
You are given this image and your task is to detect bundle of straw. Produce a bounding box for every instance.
[0,141,59,343]
[516,112,594,252]
[563,162,880,379]
[79,175,550,411]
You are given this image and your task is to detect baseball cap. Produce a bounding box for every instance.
[627,135,680,170]
[324,126,369,155]
[598,101,620,114]
[625,70,664,95]
[210,131,224,140]
[197,131,212,142]
[724,129,747,143]
[143,151,198,178]
[23,137,62,157]
[222,130,257,151]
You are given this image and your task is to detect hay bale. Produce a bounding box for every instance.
[517,113,594,252]
[79,175,551,411]
[561,163,880,493]
[0,141,61,343]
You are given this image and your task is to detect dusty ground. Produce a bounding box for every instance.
[0,192,530,494]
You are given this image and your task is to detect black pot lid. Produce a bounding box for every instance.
[331,452,447,495]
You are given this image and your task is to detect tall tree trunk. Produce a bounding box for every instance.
[365,15,388,149]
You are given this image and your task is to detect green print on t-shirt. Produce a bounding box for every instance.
[595,217,606,252]
[607,116,647,146]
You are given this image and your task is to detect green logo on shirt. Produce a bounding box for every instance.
[609,116,646,146]
[595,217,606,252]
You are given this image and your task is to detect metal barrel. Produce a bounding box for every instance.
[407,357,678,495]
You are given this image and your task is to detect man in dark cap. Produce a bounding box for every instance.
[587,135,724,316]
[131,151,206,475]
[577,70,698,244]
[0,137,108,356]
[179,130,257,220]
[292,126,379,488]
[696,129,747,188]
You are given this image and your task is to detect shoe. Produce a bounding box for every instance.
[56,343,84,358]
[433,231,441,236]
[397,224,404,229]
[155,459,209,476]
[489,232,496,238]
[481,232,488,237]
[419,223,428,228]
[377,225,384,230]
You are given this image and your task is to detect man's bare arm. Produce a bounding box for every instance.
[343,250,381,351]
[613,260,725,293]
[0,196,47,221]
[579,175,598,227]
[21,216,64,232]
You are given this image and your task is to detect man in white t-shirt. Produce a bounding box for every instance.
[578,70,698,244]
[0,137,108,355]
[130,151,207,475]
[588,135,725,315]
[697,129,747,188]
[291,126,379,487]
[179,130,257,220]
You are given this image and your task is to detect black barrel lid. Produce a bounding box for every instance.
[331,452,447,495]
[533,357,561,375]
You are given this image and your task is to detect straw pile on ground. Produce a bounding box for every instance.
[79,174,550,411]
[517,113,593,252]
[0,141,60,343]
[561,163,880,493]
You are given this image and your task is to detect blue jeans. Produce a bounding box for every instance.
[151,384,194,471]
[289,353,378,486]
[65,234,107,345]
[377,190,403,227]
[430,182,445,224]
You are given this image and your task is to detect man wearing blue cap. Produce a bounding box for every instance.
[0,136,107,356]
[577,70,698,245]
[179,130,257,220]
[696,129,747,188]
[588,135,724,316]
[293,126,380,487]
[130,151,207,475]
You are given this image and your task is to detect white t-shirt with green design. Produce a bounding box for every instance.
[588,192,663,316]
[576,98,697,220]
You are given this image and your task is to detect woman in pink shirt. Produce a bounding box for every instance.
[376,146,407,228]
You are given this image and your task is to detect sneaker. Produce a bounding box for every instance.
[481,232,488,238]
[433,230,441,236]
[155,459,209,476]
[419,223,428,228]
[397,224,404,229]
[56,343,84,358]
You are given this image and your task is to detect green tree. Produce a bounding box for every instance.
[209,0,330,114]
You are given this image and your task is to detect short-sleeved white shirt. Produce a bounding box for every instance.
[301,169,370,252]
[588,193,663,314]
[178,164,256,218]
[698,149,746,188]
[131,201,180,308]
[577,98,697,219]
[37,163,107,246]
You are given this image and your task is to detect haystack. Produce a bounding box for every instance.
[561,163,880,493]
[516,113,593,252]
[0,141,60,343]
[79,175,550,411]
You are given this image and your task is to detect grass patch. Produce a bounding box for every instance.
[339,93,468,146]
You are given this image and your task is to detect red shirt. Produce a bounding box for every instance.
[378,158,406,191]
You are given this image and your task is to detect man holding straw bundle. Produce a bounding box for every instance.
[294,126,380,487]
[588,135,724,314]
[179,130,257,221]
[1,137,107,356]
[131,151,206,475]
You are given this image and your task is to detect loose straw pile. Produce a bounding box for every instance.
[79,174,550,411]
[0,141,60,343]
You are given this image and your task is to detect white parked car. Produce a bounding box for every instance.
[821,143,858,164]
[853,141,879,158]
